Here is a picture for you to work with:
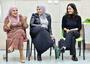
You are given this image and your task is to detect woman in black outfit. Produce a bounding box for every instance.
[60,3,82,61]
[30,5,55,61]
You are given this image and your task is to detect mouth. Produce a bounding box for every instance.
[14,13,17,15]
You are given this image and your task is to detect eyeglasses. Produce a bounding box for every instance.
[12,9,18,11]
[37,9,41,10]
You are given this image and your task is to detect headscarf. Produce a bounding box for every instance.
[37,5,46,19]
[8,7,20,26]
[37,5,46,13]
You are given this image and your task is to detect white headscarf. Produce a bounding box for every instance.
[37,5,47,19]
[37,5,46,13]
[37,5,48,28]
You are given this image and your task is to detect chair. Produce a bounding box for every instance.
[26,39,31,60]
[60,24,85,60]
[5,29,30,62]
[5,39,30,62]
[29,38,56,60]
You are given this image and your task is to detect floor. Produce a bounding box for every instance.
[0,49,90,64]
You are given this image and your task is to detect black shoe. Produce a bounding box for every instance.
[72,56,78,61]
[60,47,65,53]
[37,55,42,61]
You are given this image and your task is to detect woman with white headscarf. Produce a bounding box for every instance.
[3,7,28,63]
[30,5,55,61]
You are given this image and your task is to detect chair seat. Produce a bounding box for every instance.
[76,37,83,42]
[62,36,83,43]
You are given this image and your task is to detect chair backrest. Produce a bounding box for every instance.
[81,24,85,41]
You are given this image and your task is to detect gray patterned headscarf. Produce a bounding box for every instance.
[37,5,46,19]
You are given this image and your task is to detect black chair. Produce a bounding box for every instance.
[5,39,30,62]
[28,39,56,60]
[61,24,85,60]
[26,39,31,60]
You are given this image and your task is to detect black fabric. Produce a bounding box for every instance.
[30,27,54,55]
[58,39,65,49]
[62,14,82,32]
[30,13,53,55]
[58,30,80,55]
[30,26,43,38]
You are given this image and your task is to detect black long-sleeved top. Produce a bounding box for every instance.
[62,14,82,32]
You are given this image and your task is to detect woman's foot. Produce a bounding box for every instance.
[72,55,78,61]
[60,46,66,53]
[8,47,14,53]
[20,55,25,63]
[37,54,42,61]
[20,59,25,63]
[19,49,25,63]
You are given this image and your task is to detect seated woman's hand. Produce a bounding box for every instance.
[64,28,70,33]
[70,28,78,31]
[66,29,70,33]
[23,16,27,20]
[7,21,11,28]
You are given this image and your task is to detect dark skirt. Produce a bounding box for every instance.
[30,27,54,54]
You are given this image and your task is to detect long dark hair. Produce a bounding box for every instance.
[66,3,78,15]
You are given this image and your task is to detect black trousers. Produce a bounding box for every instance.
[30,27,54,56]
[59,30,80,56]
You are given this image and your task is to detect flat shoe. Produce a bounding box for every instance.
[8,49,14,53]
[20,59,25,63]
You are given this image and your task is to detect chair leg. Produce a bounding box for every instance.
[78,41,81,56]
[50,47,52,57]
[82,24,85,60]
[34,46,36,60]
[30,42,32,57]
[55,48,57,59]
[6,40,8,62]
[26,40,29,57]
[26,39,31,61]
[83,39,85,60]
[62,53,63,60]
[31,42,36,60]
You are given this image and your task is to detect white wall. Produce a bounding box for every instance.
[0,0,90,49]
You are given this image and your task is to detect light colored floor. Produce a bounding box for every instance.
[0,49,90,64]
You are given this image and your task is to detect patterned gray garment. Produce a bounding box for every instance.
[40,14,48,28]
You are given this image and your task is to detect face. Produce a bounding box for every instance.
[67,6,74,14]
[10,8,18,17]
[36,7,44,15]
